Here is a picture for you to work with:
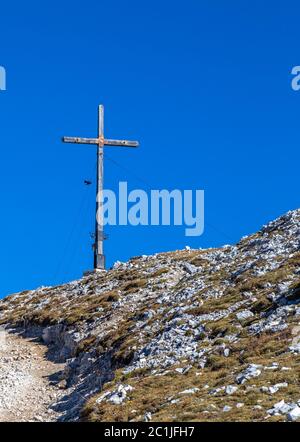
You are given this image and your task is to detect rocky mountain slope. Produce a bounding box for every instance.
[0,209,300,422]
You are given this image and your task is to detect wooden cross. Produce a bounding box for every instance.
[62,105,139,270]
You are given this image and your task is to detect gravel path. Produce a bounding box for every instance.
[0,329,66,422]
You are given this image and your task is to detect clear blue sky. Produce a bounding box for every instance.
[0,0,299,297]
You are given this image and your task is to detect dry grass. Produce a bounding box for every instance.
[81,310,300,422]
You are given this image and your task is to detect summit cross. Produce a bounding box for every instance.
[62,105,139,270]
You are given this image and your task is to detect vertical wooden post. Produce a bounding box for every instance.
[95,105,105,270]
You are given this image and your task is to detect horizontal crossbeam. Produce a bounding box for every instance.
[104,139,139,147]
[62,136,139,148]
[62,136,99,145]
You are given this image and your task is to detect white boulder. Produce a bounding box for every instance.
[287,406,300,422]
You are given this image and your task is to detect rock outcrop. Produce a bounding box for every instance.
[0,208,300,421]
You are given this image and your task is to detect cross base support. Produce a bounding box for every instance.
[83,268,107,277]
[94,254,105,270]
